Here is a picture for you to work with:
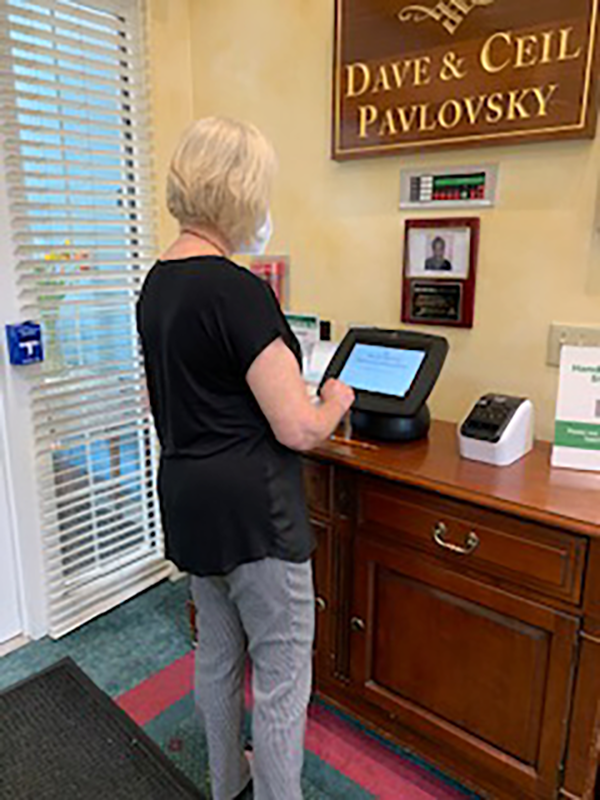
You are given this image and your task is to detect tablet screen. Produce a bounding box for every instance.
[339,344,426,398]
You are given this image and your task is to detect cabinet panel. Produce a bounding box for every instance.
[303,460,331,519]
[359,480,586,605]
[564,634,600,798]
[373,569,548,764]
[584,540,600,635]
[312,519,332,678]
[350,537,578,798]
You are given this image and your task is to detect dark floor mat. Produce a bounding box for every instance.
[0,657,205,799]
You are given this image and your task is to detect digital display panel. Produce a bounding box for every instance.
[433,173,486,190]
[339,344,426,398]
[408,172,487,203]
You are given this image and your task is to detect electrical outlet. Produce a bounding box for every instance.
[547,324,600,367]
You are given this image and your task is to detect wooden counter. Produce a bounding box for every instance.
[305,421,600,800]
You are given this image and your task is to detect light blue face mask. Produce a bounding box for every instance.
[238,213,273,256]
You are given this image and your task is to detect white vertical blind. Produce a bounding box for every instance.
[0,0,169,638]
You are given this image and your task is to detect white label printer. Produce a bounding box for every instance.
[458,395,535,467]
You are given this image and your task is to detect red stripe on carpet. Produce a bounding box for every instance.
[307,703,467,800]
[244,682,462,798]
[117,652,194,726]
[118,654,467,800]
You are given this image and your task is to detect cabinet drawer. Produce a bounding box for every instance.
[359,480,587,605]
[303,460,331,518]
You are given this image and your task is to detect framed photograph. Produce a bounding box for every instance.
[402,218,480,329]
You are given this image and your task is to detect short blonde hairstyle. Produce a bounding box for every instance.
[166,117,277,251]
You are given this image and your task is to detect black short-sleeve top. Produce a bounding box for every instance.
[136,256,314,577]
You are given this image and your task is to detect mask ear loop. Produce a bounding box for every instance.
[256,212,273,249]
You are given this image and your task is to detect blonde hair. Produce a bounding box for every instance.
[166,117,277,251]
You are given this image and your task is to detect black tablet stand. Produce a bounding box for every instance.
[351,404,431,443]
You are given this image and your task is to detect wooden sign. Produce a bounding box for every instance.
[333,0,600,159]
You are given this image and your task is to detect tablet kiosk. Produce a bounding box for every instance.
[320,329,449,442]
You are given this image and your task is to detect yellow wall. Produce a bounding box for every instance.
[147,0,194,246]
[156,0,600,441]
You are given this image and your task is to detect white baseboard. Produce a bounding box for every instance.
[0,634,30,658]
[168,564,188,582]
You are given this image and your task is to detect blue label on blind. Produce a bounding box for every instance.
[5,322,44,366]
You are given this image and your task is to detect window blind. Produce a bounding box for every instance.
[0,0,169,638]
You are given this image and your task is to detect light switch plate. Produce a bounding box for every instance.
[547,323,600,367]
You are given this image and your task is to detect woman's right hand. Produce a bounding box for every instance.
[320,379,355,414]
[247,340,356,452]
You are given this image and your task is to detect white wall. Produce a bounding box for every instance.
[0,386,22,643]
[0,154,48,640]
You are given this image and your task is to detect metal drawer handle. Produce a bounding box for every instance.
[433,522,480,556]
[351,617,366,633]
[316,596,327,613]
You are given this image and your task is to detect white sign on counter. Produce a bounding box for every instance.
[285,314,320,371]
[552,346,600,472]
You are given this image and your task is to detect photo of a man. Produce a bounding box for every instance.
[425,236,453,271]
[407,225,470,281]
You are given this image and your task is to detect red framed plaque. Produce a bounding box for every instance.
[249,256,290,309]
[402,218,480,329]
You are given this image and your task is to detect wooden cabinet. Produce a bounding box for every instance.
[304,459,331,518]
[304,460,334,678]
[304,422,600,800]
[564,634,600,798]
[350,536,578,798]
[564,539,600,800]
[311,519,333,675]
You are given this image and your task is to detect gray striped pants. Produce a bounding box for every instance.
[191,559,315,800]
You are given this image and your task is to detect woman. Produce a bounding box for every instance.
[137,118,354,800]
